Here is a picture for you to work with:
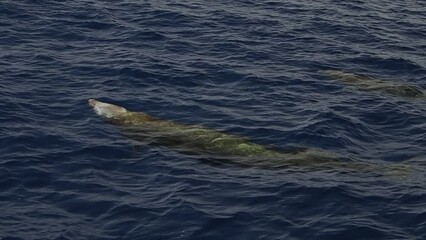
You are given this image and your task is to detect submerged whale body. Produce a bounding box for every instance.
[88,99,409,174]
[88,99,281,157]
[322,70,425,98]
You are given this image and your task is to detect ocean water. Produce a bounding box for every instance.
[1,0,425,239]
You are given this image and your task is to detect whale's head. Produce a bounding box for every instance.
[321,70,354,79]
[88,99,128,119]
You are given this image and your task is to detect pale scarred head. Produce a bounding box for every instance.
[321,70,353,78]
[88,99,128,119]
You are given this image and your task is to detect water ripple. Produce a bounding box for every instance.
[1,0,425,239]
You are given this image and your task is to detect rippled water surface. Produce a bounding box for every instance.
[1,1,425,239]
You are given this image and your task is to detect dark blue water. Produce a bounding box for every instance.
[1,1,425,239]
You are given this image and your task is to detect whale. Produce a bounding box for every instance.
[322,70,425,99]
[88,99,410,174]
